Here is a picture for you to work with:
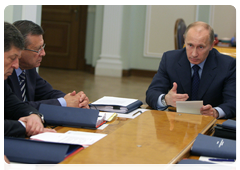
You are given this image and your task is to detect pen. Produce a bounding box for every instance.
[132,111,142,117]
[208,158,235,162]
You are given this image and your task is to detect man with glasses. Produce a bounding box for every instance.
[7,20,89,110]
[4,22,55,137]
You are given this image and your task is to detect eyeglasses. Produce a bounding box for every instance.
[24,44,46,54]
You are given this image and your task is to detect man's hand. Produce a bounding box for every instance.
[64,90,89,108]
[165,82,189,107]
[77,91,89,108]
[64,91,82,108]
[19,114,44,137]
[43,128,57,133]
[200,104,219,118]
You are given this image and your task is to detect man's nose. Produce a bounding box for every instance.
[12,58,19,69]
[40,48,46,57]
[192,47,198,57]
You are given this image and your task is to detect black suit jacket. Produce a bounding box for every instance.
[146,48,236,119]
[7,68,66,109]
[4,81,42,137]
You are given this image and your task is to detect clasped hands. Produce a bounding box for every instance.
[64,90,89,108]
[164,82,219,118]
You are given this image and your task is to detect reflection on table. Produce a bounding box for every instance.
[214,46,236,58]
[59,110,216,164]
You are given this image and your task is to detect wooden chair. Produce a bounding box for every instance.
[174,19,186,49]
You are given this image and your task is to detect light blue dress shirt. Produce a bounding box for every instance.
[15,68,67,107]
[157,59,225,118]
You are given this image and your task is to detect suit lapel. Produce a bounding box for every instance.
[198,51,217,99]
[175,53,192,95]
[8,70,23,99]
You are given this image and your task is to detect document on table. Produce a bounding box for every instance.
[91,96,138,106]
[117,108,149,119]
[31,131,107,148]
[199,156,236,165]
[176,101,203,114]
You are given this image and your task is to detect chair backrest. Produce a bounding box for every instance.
[174,19,186,49]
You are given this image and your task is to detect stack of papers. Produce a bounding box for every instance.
[89,96,143,113]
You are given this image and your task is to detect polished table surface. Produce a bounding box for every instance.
[214,46,236,58]
[59,110,216,164]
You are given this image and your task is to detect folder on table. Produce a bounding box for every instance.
[191,134,236,159]
[39,104,106,129]
[89,96,143,113]
[4,137,83,164]
[213,119,236,140]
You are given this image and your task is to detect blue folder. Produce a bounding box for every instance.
[4,137,83,164]
[89,99,143,113]
[191,134,236,159]
[39,104,100,129]
[222,119,236,130]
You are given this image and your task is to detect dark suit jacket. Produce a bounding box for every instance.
[4,81,42,137]
[146,48,236,119]
[7,68,66,110]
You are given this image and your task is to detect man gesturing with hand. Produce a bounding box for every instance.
[146,21,235,119]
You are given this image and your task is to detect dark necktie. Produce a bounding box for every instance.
[191,65,200,100]
[19,71,26,102]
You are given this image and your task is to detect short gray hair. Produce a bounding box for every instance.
[184,21,215,45]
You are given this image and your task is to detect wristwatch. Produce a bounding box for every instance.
[161,94,167,107]
[29,112,45,124]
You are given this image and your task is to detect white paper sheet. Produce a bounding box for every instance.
[176,101,203,114]
[117,108,149,119]
[31,132,107,147]
[91,96,137,107]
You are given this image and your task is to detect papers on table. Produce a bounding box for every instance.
[89,96,143,113]
[99,112,117,122]
[199,156,236,165]
[31,131,107,148]
[116,108,149,119]
[176,101,203,114]
[91,96,138,106]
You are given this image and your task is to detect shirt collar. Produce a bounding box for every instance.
[190,58,207,70]
[15,68,25,77]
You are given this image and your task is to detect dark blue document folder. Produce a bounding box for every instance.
[89,99,143,113]
[39,104,100,128]
[4,137,83,164]
[191,134,236,159]
[222,119,236,130]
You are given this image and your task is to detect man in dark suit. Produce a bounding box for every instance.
[146,21,235,119]
[7,20,89,110]
[4,22,55,137]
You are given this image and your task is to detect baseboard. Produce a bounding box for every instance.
[84,64,157,77]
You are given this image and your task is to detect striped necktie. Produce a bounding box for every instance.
[19,71,27,102]
[191,65,200,100]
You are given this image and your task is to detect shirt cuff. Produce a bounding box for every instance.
[18,120,26,128]
[214,107,225,119]
[58,97,67,107]
[157,94,168,110]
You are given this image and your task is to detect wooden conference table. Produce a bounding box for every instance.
[214,46,236,58]
[57,109,217,164]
